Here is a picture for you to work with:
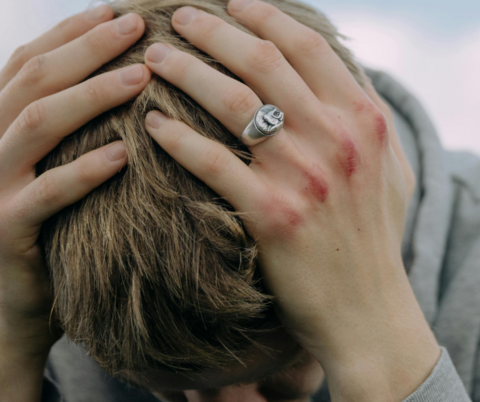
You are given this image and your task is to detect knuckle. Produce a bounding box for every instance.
[296,30,329,56]
[246,40,284,74]
[336,133,361,178]
[202,145,229,176]
[197,17,224,42]
[377,97,393,121]
[55,15,80,40]
[326,118,349,146]
[369,108,390,146]
[166,126,189,153]
[17,55,47,87]
[256,3,280,20]
[8,45,29,70]
[75,163,95,187]
[222,86,259,117]
[258,192,305,237]
[56,17,72,41]
[84,28,105,53]
[36,173,61,205]
[19,101,48,132]
[162,52,190,79]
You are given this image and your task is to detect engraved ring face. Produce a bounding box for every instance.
[254,105,284,135]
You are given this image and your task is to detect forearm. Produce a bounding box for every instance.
[0,347,49,402]
[0,312,55,402]
[324,340,441,402]
[310,271,441,402]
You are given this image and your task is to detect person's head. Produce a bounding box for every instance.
[38,0,367,399]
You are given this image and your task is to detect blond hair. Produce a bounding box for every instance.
[39,0,366,377]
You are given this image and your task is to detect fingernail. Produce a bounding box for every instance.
[146,44,172,64]
[119,65,144,86]
[87,4,110,21]
[146,111,166,129]
[174,7,200,26]
[106,142,126,161]
[228,0,254,12]
[115,13,138,35]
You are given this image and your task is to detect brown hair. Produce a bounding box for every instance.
[38,0,366,377]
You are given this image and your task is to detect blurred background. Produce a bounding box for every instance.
[0,0,479,155]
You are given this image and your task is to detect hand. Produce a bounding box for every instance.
[0,5,150,367]
[143,1,439,400]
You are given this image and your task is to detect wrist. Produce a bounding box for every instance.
[0,304,62,358]
[0,346,49,402]
[323,342,441,402]
[309,286,441,402]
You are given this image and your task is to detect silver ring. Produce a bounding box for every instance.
[239,104,284,147]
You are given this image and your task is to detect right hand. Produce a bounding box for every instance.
[0,5,151,362]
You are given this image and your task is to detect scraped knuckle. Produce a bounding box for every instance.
[202,145,229,176]
[297,30,328,56]
[18,55,47,87]
[369,108,390,146]
[371,109,388,128]
[222,86,259,117]
[258,192,305,237]
[19,101,48,132]
[247,40,284,74]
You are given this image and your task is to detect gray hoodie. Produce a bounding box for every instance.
[41,68,479,402]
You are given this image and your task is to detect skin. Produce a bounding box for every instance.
[0,1,441,402]
[0,6,151,400]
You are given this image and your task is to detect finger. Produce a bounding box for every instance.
[13,141,128,228]
[145,43,296,162]
[0,65,151,182]
[145,43,263,138]
[0,5,114,92]
[145,110,263,212]
[226,0,364,104]
[171,7,319,119]
[0,13,145,136]
[363,82,416,196]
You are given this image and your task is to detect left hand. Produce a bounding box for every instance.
[143,1,440,400]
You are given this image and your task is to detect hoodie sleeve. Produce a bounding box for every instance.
[402,347,471,402]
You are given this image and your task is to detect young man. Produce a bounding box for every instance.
[0,0,478,401]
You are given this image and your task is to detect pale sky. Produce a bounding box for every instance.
[1,0,479,156]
